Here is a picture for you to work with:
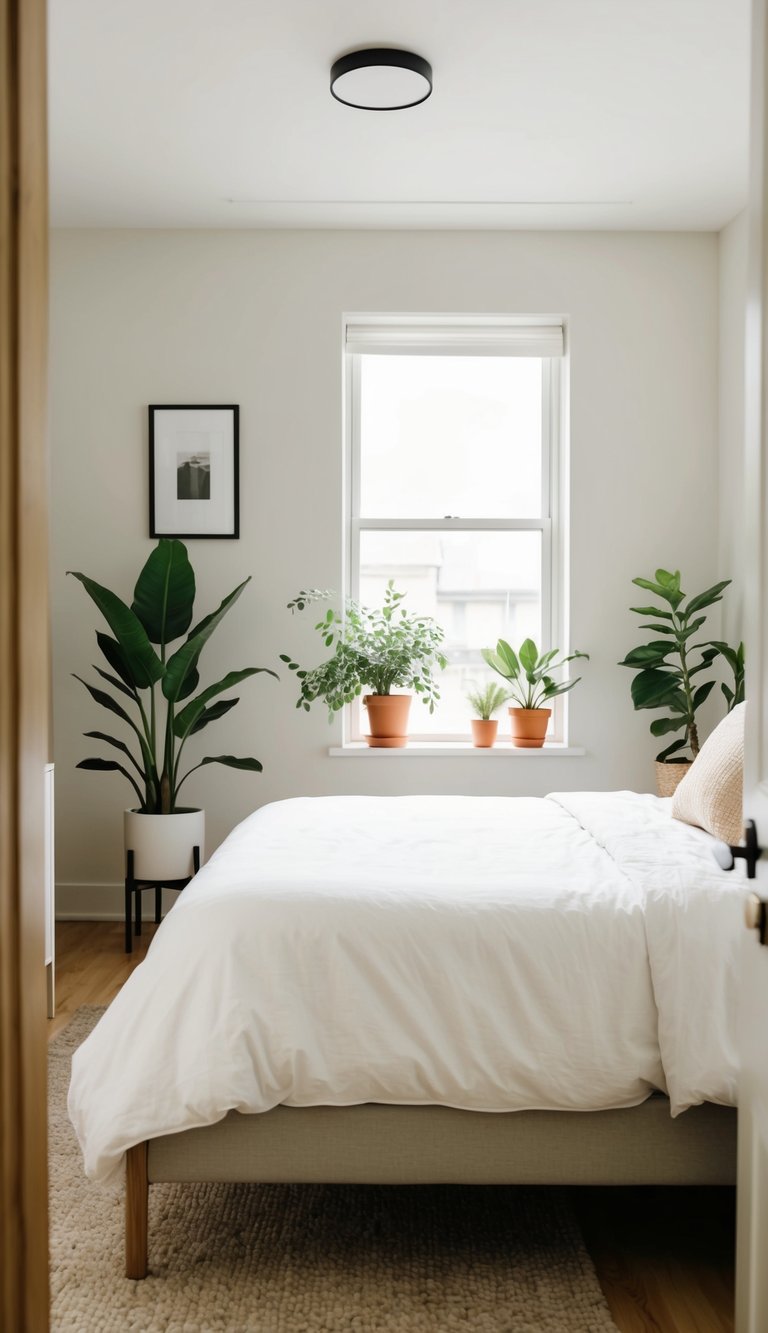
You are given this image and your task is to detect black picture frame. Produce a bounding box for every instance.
[148,404,239,539]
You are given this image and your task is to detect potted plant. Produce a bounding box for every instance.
[481,638,588,748]
[618,567,744,795]
[466,682,510,748]
[70,539,276,881]
[281,580,447,747]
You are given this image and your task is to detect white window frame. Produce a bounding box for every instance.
[342,314,569,746]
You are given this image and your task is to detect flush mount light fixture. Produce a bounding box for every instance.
[330,48,433,111]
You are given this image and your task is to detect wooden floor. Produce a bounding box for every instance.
[51,920,736,1332]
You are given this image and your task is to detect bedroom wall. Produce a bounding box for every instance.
[718,209,748,642]
[50,228,721,916]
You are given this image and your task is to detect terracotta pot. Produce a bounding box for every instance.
[363,694,411,748]
[471,718,498,748]
[508,707,551,748]
[655,759,694,798]
[124,808,205,881]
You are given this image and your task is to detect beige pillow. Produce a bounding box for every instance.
[671,701,745,845]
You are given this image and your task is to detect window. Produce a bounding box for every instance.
[344,316,566,742]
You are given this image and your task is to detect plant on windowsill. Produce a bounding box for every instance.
[465,682,511,748]
[69,538,277,883]
[618,568,745,796]
[281,580,447,748]
[481,638,589,748]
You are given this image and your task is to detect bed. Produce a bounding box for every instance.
[67,791,742,1278]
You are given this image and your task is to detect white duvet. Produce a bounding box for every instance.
[69,791,743,1184]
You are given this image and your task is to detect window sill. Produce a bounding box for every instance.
[328,742,586,757]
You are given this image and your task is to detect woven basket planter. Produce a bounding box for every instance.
[655,759,694,798]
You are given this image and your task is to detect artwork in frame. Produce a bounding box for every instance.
[149,405,239,539]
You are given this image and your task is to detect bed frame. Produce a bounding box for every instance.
[124,1095,737,1278]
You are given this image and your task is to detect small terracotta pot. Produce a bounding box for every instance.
[655,759,694,797]
[508,707,551,748]
[471,718,498,748]
[363,694,411,747]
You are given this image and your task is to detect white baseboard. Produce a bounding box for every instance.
[55,882,180,921]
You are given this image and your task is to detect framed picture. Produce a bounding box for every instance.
[149,405,239,539]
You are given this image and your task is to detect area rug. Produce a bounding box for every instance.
[50,1007,619,1333]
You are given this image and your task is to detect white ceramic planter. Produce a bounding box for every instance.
[124,808,205,882]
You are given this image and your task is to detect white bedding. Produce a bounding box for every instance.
[68,791,743,1184]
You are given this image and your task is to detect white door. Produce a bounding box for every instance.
[736,2,768,1328]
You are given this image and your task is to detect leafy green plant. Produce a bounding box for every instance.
[70,539,277,813]
[618,568,743,763]
[466,681,510,720]
[711,639,746,711]
[281,580,447,719]
[481,638,588,709]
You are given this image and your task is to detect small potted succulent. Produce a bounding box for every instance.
[618,567,744,795]
[481,638,588,748]
[465,682,510,748]
[281,580,447,747]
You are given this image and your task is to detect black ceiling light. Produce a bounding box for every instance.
[330,49,433,111]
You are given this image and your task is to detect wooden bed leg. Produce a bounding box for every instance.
[125,1142,149,1279]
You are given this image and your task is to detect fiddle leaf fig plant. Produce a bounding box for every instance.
[281,579,447,719]
[70,539,277,813]
[481,638,588,710]
[618,568,743,763]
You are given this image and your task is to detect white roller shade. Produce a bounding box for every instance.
[344,318,564,358]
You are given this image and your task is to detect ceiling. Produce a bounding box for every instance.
[49,0,750,231]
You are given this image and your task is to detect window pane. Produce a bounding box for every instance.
[358,529,542,736]
[359,355,542,519]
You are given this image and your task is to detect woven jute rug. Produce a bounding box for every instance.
[50,1007,619,1333]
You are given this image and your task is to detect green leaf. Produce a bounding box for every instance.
[630,668,681,710]
[683,580,731,618]
[680,617,706,640]
[656,737,689,763]
[618,644,675,668]
[655,569,681,591]
[96,632,137,689]
[93,665,137,701]
[176,667,200,702]
[629,606,675,621]
[188,697,239,735]
[163,578,251,703]
[173,666,277,738]
[650,716,688,737]
[481,648,511,679]
[688,649,720,677]
[631,577,684,610]
[196,754,263,772]
[518,639,538,673]
[76,757,144,806]
[73,674,135,726]
[542,676,581,698]
[709,640,739,670]
[693,680,716,709]
[83,727,141,765]
[131,539,196,648]
[68,572,163,688]
[495,640,521,675]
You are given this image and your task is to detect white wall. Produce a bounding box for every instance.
[50,228,722,916]
[718,209,749,642]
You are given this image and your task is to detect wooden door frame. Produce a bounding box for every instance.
[0,0,50,1328]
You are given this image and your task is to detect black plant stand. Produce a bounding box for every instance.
[124,845,201,954]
